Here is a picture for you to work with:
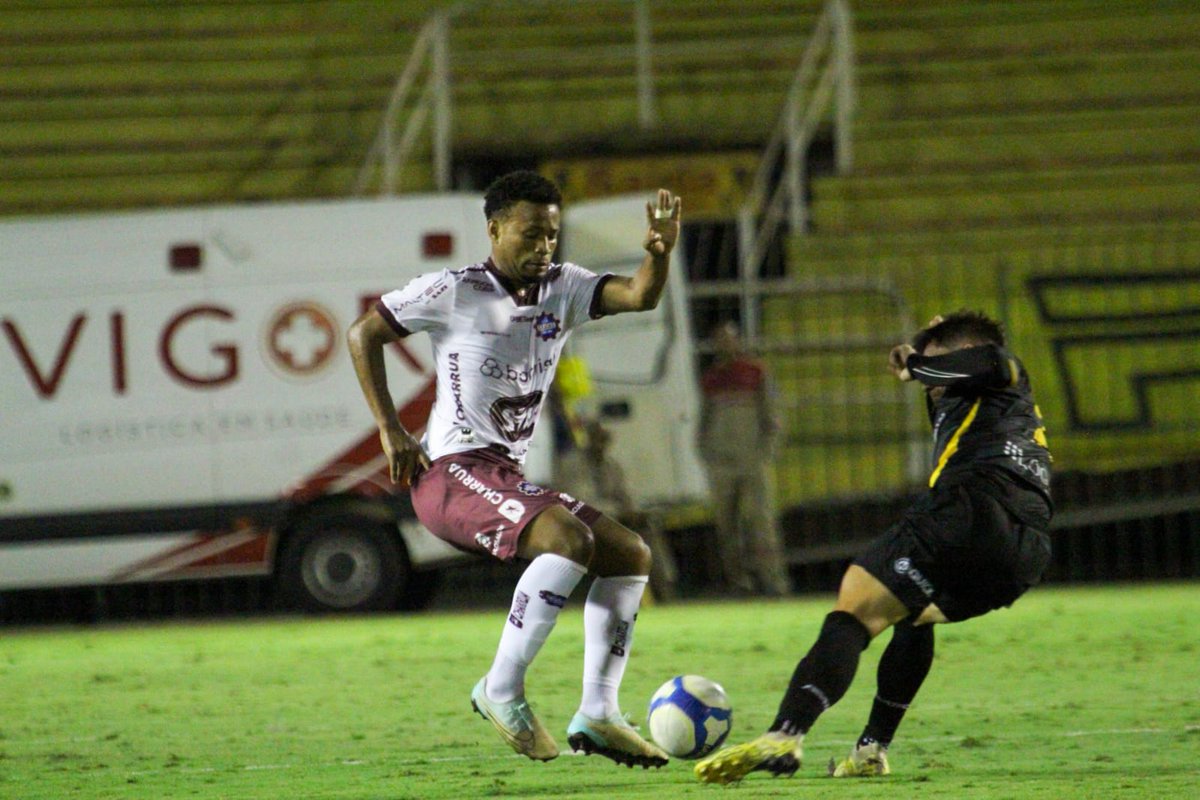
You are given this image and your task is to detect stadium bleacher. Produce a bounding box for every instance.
[1,0,828,214]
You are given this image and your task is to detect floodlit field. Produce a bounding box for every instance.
[2,582,1197,799]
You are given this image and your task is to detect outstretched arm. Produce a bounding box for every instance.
[598,189,682,315]
[346,309,431,485]
[890,342,1018,391]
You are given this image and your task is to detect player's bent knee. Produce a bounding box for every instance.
[628,533,653,575]
[588,516,653,577]
[519,507,595,566]
[914,602,949,626]
[834,565,912,638]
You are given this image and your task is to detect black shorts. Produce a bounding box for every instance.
[854,474,1052,622]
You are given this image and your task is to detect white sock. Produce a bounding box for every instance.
[579,574,648,720]
[486,553,587,703]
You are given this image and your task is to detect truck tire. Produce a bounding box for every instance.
[278,512,406,613]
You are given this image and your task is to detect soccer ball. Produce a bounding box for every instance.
[646,675,732,759]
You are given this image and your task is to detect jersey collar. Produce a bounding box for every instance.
[485,257,541,306]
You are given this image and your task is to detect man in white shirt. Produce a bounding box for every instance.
[348,171,681,768]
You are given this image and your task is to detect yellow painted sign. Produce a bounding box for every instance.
[766,235,1200,504]
[541,151,760,219]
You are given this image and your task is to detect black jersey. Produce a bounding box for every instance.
[906,343,1052,504]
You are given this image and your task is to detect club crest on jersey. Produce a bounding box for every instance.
[534,312,562,341]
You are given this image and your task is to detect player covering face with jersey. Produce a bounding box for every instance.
[695,310,1053,784]
[347,171,681,769]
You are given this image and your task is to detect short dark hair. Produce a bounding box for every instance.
[483,171,562,220]
[913,309,1005,353]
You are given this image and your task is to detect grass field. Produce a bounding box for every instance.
[2,582,1198,799]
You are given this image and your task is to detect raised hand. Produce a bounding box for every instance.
[644,189,682,257]
[889,343,916,381]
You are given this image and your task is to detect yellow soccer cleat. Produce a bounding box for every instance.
[829,741,891,777]
[566,712,669,769]
[470,677,559,761]
[693,731,803,784]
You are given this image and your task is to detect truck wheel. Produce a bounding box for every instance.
[278,513,406,613]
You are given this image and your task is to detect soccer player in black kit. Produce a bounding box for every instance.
[696,310,1053,783]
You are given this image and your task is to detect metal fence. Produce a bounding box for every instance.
[684,220,1200,586]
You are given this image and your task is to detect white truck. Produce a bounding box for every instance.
[0,193,706,612]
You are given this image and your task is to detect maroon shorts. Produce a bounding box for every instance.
[409,447,602,562]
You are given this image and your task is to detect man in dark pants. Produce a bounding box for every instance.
[696,310,1053,783]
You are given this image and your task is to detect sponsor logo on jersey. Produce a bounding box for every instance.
[456,426,475,444]
[479,356,555,384]
[517,480,546,496]
[422,281,448,301]
[1005,440,1050,486]
[534,312,562,341]
[489,391,543,442]
[448,352,466,421]
[462,278,493,292]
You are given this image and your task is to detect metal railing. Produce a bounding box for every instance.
[356,0,661,196]
[355,11,453,195]
[735,0,856,337]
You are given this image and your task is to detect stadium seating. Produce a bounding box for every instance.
[4,0,1194,216]
[1,0,831,215]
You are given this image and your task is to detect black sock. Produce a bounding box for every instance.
[861,617,934,747]
[770,611,870,735]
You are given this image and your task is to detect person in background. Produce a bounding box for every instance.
[555,419,679,602]
[696,321,791,596]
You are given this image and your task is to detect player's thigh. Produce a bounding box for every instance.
[851,487,966,623]
[587,513,653,578]
[834,564,912,638]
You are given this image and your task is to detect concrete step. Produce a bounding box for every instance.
[0,163,434,217]
[811,162,1200,233]
[853,106,1200,176]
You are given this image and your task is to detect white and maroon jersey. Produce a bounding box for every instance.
[377,258,611,464]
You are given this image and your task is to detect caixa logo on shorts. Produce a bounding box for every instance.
[893,557,936,597]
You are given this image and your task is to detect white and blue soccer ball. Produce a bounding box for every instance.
[646,675,733,759]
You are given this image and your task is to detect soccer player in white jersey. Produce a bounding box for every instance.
[348,171,681,768]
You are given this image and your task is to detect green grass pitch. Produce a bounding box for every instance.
[2,582,1197,799]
